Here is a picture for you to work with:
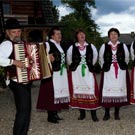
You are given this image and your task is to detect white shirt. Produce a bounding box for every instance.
[99,41,129,68]
[67,42,98,66]
[130,41,135,61]
[45,39,64,53]
[0,40,13,67]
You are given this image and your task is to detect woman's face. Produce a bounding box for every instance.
[51,30,62,43]
[77,32,86,43]
[109,31,119,43]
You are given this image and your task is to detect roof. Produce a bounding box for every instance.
[103,33,135,45]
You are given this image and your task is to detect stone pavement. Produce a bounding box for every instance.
[0,74,135,135]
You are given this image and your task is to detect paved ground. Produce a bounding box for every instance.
[0,74,135,135]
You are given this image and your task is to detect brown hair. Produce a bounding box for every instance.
[74,29,86,42]
[48,26,61,39]
[108,28,120,37]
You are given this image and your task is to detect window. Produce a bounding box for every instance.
[3,4,10,15]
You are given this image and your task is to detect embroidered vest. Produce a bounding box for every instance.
[103,42,127,71]
[69,43,94,72]
[48,41,65,71]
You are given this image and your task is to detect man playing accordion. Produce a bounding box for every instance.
[0,18,32,135]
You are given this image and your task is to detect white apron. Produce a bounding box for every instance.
[72,65,95,99]
[102,64,127,103]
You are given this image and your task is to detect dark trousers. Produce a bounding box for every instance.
[9,81,32,135]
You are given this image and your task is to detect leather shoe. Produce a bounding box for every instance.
[103,115,110,121]
[92,117,99,122]
[55,114,63,120]
[115,115,120,120]
[47,117,59,123]
[91,110,99,122]
[78,115,85,120]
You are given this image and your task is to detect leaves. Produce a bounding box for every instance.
[58,0,104,49]
[52,5,59,23]
[0,67,5,77]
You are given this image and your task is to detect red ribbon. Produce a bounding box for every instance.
[113,62,118,78]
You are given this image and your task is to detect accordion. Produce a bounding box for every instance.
[13,42,52,83]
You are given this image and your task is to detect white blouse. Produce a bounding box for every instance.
[130,41,135,61]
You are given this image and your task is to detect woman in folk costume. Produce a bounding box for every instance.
[36,27,69,124]
[130,41,135,104]
[99,28,130,121]
[67,29,100,122]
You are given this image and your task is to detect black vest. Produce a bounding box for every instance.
[5,39,20,78]
[69,43,94,72]
[48,41,65,71]
[102,42,127,71]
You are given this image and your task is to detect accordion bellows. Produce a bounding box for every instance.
[14,42,52,83]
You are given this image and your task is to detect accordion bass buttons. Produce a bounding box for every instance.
[25,57,29,68]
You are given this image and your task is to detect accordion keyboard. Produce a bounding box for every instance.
[14,44,28,82]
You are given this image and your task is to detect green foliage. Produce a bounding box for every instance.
[61,0,96,25]
[61,0,96,10]
[59,0,104,49]
[52,5,59,23]
[0,67,5,77]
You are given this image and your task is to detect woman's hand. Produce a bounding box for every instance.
[49,54,55,62]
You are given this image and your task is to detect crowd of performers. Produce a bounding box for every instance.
[1,18,135,135]
[37,27,135,123]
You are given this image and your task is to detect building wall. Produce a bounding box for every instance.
[2,0,54,42]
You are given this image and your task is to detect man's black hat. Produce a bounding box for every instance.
[5,18,22,30]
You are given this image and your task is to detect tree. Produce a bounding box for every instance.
[59,0,104,49]
[52,5,59,23]
[61,0,95,22]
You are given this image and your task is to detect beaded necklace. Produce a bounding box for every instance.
[111,44,118,51]
[78,45,86,51]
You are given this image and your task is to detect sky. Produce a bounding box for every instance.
[53,0,135,37]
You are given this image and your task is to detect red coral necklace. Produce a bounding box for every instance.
[111,44,118,51]
[78,45,86,51]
